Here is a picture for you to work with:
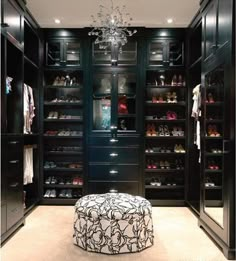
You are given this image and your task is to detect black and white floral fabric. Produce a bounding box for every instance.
[73,193,154,254]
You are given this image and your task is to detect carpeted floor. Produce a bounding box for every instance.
[1,206,227,261]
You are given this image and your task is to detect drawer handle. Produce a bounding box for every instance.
[109,189,118,193]
[9,182,19,188]
[109,170,118,174]
[9,160,19,164]
[8,141,19,144]
[110,153,118,157]
[110,138,118,143]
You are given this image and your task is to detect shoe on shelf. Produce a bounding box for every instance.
[205,178,215,187]
[157,94,165,103]
[171,75,177,86]
[164,161,170,169]
[160,161,165,169]
[171,92,177,103]
[150,123,157,136]
[52,76,60,86]
[177,75,183,86]
[147,159,152,169]
[208,93,215,103]
[59,189,66,198]
[166,92,171,103]
[47,111,54,119]
[158,125,165,136]
[44,190,51,198]
[152,96,157,103]
[146,124,152,136]
[178,144,186,153]
[212,125,221,137]
[163,125,170,136]
[51,176,57,185]
[50,189,57,198]
[65,189,73,198]
[45,177,52,184]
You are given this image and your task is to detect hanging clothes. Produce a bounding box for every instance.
[24,84,35,134]
[24,146,34,185]
[191,84,201,161]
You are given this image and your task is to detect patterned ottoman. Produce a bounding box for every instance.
[73,193,154,254]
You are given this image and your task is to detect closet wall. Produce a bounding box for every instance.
[1,0,41,242]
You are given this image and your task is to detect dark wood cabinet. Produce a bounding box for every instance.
[2,0,24,46]
[46,38,81,67]
[202,0,233,61]
[148,39,184,67]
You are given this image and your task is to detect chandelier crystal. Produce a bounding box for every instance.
[88,0,137,52]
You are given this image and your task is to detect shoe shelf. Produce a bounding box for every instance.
[205,153,223,156]
[145,169,184,173]
[204,170,222,173]
[43,69,85,204]
[146,85,186,89]
[117,114,136,118]
[44,184,83,189]
[205,186,222,190]
[44,85,82,89]
[205,102,223,106]
[146,101,186,106]
[44,101,83,106]
[145,185,184,189]
[205,137,222,140]
[44,119,83,123]
[45,151,83,156]
[44,168,83,172]
[144,69,187,205]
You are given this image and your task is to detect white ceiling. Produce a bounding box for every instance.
[26,0,200,28]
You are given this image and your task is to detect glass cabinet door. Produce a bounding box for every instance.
[117,73,136,131]
[118,42,137,65]
[46,40,61,66]
[93,74,112,130]
[64,40,80,66]
[148,41,165,66]
[168,41,184,66]
[93,43,112,65]
[203,65,225,227]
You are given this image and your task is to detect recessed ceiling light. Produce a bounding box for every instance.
[54,19,61,24]
[167,18,173,24]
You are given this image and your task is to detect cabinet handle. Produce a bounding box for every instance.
[109,189,118,193]
[8,141,19,145]
[109,170,118,174]
[110,138,118,143]
[109,153,118,157]
[9,160,19,164]
[9,182,19,188]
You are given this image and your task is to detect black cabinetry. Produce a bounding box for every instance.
[202,0,233,61]
[43,34,85,204]
[46,39,81,67]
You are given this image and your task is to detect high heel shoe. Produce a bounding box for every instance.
[208,93,215,103]
[164,125,170,136]
[152,96,157,103]
[172,92,177,103]
[150,123,157,136]
[53,76,60,86]
[212,125,221,137]
[171,75,177,86]
[157,94,164,103]
[158,125,165,136]
[177,75,183,86]
[166,92,171,103]
[146,124,152,136]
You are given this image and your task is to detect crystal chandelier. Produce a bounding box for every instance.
[88,0,137,52]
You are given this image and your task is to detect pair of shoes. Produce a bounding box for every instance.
[150,178,162,186]
[166,92,177,103]
[119,119,127,130]
[53,76,66,86]
[171,75,185,86]
[166,111,177,120]
[160,160,170,169]
[158,125,170,136]
[45,176,57,184]
[211,148,222,153]
[44,189,56,198]
[206,93,215,103]
[47,111,58,119]
[160,147,171,153]
[147,159,157,169]
[165,177,177,186]
[145,147,154,153]
[208,161,220,170]
[152,94,166,103]
[172,126,184,136]
[175,159,184,169]
[205,178,215,187]
[174,144,185,153]
[45,130,58,136]
[146,124,157,136]
[207,125,221,136]
[44,161,57,169]
[58,189,72,198]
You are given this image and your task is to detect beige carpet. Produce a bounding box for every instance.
[1,206,228,261]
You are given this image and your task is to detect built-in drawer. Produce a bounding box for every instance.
[89,164,139,181]
[89,147,139,163]
[7,137,23,160]
[89,136,139,147]
[88,181,139,195]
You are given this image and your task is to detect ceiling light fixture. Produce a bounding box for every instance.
[88,0,137,53]
[54,19,61,24]
[167,18,173,24]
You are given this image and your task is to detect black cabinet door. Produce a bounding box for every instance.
[63,39,81,66]
[2,0,23,45]
[204,0,218,60]
[1,204,7,235]
[6,176,23,230]
[148,40,166,66]
[46,40,63,66]
[217,0,232,50]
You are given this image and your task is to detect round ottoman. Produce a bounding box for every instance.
[73,193,154,254]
